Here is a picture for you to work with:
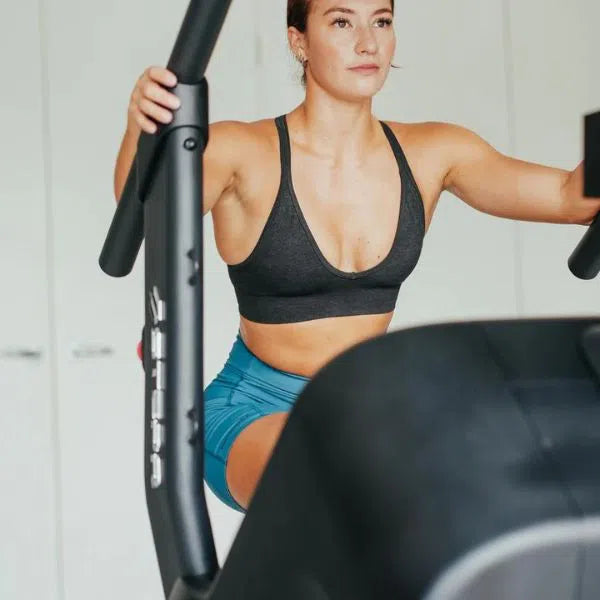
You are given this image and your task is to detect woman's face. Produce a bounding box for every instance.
[291,0,396,100]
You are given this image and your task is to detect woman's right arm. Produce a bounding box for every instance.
[113,66,247,216]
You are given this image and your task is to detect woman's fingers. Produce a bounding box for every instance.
[128,66,181,134]
[144,67,180,108]
[138,96,174,125]
[147,65,177,88]
[141,78,181,110]
[129,104,158,134]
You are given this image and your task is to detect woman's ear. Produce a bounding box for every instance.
[287,27,307,63]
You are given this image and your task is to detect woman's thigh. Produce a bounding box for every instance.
[225,411,290,511]
[203,333,310,513]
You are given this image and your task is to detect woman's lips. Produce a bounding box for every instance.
[349,65,380,74]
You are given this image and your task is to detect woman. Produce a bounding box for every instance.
[114,0,599,513]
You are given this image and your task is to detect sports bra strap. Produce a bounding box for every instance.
[275,115,291,183]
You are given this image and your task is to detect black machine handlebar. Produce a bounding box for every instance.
[568,110,600,279]
[98,0,232,278]
[97,2,233,598]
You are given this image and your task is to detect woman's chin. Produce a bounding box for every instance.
[347,75,386,94]
[318,75,386,102]
[343,82,385,101]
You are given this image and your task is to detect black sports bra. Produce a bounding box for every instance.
[226,115,425,324]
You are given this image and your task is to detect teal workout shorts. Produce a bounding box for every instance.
[204,331,310,512]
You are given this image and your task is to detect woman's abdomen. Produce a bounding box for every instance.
[239,312,393,378]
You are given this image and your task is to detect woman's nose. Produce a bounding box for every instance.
[355,27,378,55]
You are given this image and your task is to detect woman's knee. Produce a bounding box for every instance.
[225,411,290,510]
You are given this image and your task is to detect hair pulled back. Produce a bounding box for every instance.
[287,0,395,29]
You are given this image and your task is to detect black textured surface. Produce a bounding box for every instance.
[212,319,600,599]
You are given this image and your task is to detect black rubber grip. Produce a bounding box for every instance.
[568,111,600,280]
[99,0,232,278]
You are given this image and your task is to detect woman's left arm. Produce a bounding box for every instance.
[438,123,600,225]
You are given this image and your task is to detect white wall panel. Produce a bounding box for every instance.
[509,0,600,316]
[0,1,60,598]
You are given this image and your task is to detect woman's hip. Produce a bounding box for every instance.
[202,332,311,511]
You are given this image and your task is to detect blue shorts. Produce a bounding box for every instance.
[204,332,311,512]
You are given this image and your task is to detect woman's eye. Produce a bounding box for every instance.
[333,18,350,28]
[332,17,393,29]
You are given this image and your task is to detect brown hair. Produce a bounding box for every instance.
[287,0,397,87]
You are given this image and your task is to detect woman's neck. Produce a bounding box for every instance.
[288,95,380,163]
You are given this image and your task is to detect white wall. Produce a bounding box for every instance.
[0,2,61,597]
[509,0,600,315]
[1,0,598,598]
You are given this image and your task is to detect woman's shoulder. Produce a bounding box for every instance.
[381,119,450,142]
[209,117,278,147]
[384,119,479,152]
[382,119,474,175]
[206,118,279,173]
[380,120,463,211]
